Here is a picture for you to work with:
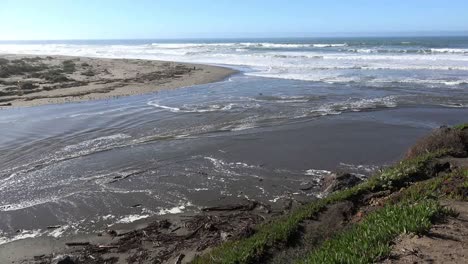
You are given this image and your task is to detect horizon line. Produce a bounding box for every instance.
[1,31,468,42]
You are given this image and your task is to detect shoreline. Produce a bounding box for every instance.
[3,124,467,264]
[0,54,237,108]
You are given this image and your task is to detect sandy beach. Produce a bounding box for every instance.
[0,54,236,108]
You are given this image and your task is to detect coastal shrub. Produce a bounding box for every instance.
[22,56,43,62]
[19,82,38,90]
[0,66,9,78]
[301,168,468,264]
[298,200,443,264]
[41,69,70,82]
[405,127,466,159]
[62,60,76,73]
[0,58,9,65]
[454,123,468,130]
[387,168,468,204]
[81,69,95,76]
[0,60,48,77]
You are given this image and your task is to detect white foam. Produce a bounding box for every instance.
[115,214,150,224]
[230,123,257,131]
[147,101,237,113]
[193,188,209,191]
[308,96,398,117]
[431,48,468,54]
[157,202,192,215]
[62,134,131,153]
[0,229,43,245]
[305,169,333,177]
[47,225,70,238]
[204,157,257,169]
[312,43,347,48]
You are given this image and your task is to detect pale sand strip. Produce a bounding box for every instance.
[0,54,237,108]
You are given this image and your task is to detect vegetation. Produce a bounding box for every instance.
[81,69,96,76]
[0,58,9,65]
[192,150,451,264]
[299,201,443,264]
[40,69,70,82]
[298,168,466,264]
[0,59,48,78]
[405,126,466,159]
[62,60,76,73]
[19,82,38,90]
[192,123,468,264]
[454,123,468,130]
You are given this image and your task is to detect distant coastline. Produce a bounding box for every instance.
[0,54,236,108]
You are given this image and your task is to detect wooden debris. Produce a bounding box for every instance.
[65,242,90,246]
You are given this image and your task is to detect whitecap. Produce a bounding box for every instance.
[115,214,150,224]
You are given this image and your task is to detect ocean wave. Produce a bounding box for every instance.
[312,43,347,48]
[149,42,308,49]
[2,42,468,85]
[431,48,468,54]
[344,48,468,54]
[148,42,348,49]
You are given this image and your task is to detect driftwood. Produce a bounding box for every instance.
[175,254,185,264]
[98,245,119,249]
[185,225,204,239]
[170,227,181,233]
[65,242,90,246]
[201,201,258,212]
[300,185,315,191]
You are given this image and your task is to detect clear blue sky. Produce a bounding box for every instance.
[1,0,467,40]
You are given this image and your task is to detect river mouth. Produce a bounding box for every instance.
[1,37,468,246]
[0,72,466,244]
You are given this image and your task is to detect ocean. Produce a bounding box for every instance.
[0,37,467,244]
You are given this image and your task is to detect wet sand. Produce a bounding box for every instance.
[0,54,236,107]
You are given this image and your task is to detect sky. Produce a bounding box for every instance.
[0,0,468,40]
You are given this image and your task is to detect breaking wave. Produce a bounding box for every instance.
[1,40,468,85]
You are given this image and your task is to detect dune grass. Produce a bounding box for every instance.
[454,123,468,130]
[298,168,467,264]
[395,168,467,203]
[298,200,443,264]
[192,149,450,264]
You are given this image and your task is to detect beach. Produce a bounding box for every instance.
[0,37,467,263]
[0,54,235,107]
